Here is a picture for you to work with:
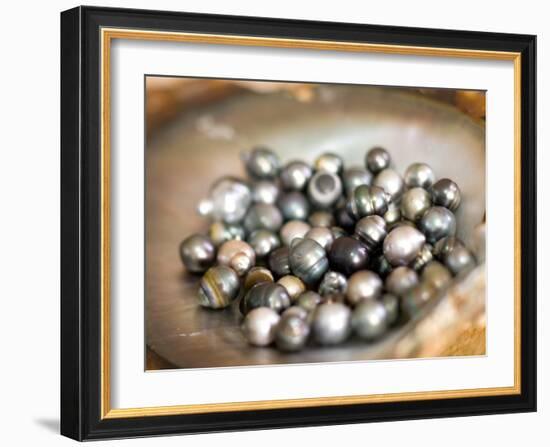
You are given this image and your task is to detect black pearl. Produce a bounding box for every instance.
[383,226,426,267]
[308,210,334,228]
[346,185,389,220]
[307,171,343,209]
[251,180,280,205]
[418,206,456,244]
[179,234,216,273]
[277,275,306,302]
[277,191,310,221]
[373,168,405,202]
[305,227,335,251]
[197,177,251,224]
[342,167,372,196]
[208,221,246,247]
[243,203,283,233]
[381,293,399,325]
[352,300,388,340]
[372,254,393,278]
[354,215,387,252]
[433,236,475,275]
[242,308,281,346]
[197,266,240,309]
[318,271,348,296]
[404,163,435,189]
[280,220,311,246]
[247,229,281,259]
[401,282,437,318]
[365,147,390,174]
[242,282,291,314]
[346,270,383,305]
[331,226,348,241]
[410,243,434,271]
[242,146,280,179]
[312,302,351,345]
[280,160,313,191]
[314,152,344,175]
[421,261,452,290]
[268,246,291,278]
[401,187,432,222]
[289,238,329,285]
[385,266,418,297]
[334,206,356,232]
[329,236,369,276]
[217,240,256,276]
[275,315,310,351]
[297,291,323,312]
[282,305,310,321]
[431,178,461,211]
[243,266,274,292]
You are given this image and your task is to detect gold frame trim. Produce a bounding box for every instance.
[100,28,522,419]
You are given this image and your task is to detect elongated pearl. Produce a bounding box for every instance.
[242,308,281,346]
[197,266,240,309]
[383,226,426,267]
[312,302,351,345]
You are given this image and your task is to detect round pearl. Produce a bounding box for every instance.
[329,236,369,276]
[385,266,418,296]
[401,282,437,318]
[243,266,274,292]
[217,240,256,276]
[421,261,452,290]
[439,242,475,275]
[418,206,456,244]
[381,293,399,325]
[289,238,329,285]
[243,146,280,179]
[282,305,310,321]
[197,266,240,309]
[373,168,405,202]
[318,271,348,296]
[280,160,313,191]
[297,291,323,312]
[277,275,306,302]
[307,171,343,209]
[247,229,280,259]
[431,178,461,211]
[342,167,372,196]
[197,177,251,224]
[242,308,281,346]
[251,180,280,205]
[242,282,291,314]
[268,246,291,278]
[404,163,435,189]
[346,270,383,305]
[305,226,335,251]
[308,211,334,228]
[208,221,246,247]
[280,220,311,246]
[179,234,216,273]
[401,187,432,222]
[312,302,351,345]
[365,147,390,174]
[352,300,388,340]
[383,226,426,267]
[314,152,344,175]
[277,191,310,221]
[354,215,387,252]
[243,204,283,233]
[346,185,389,219]
[275,315,310,351]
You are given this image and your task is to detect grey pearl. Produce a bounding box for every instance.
[334,206,356,232]
[331,226,348,240]
[208,221,246,247]
[243,266,274,292]
[352,300,388,340]
[385,266,419,297]
[197,266,240,309]
[346,270,383,306]
[384,202,401,228]
[372,254,393,278]
[365,147,390,174]
[217,240,256,276]
[268,246,291,278]
[278,192,310,221]
[410,243,434,271]
[314,152,344,175]
[197,177,251,224]
[418,206,456,244]
[421,261,452,290]
[383,226,426,267]
[308,211,334,228]
[282,305,310,321]
[401,187,432,222]
[346,185,389,219]
[179,234,216,273]
[243,203,283,233]
[342,167,372,196]
[280,160,313,191]
[404,163,435,189]
[243,146,280,179]
[318,271,348,296]
[305,226,335,251]
[312,302,351,345]
[373,168,405,202]
[280,220,311,246]
[289,238,329,285]
[247,230,281,259]
[431,178,461,211]
[277,275,306,302]
[242,282,291,314]
[275,315,310,351]
[401,282,437,318]
[251,180,280,205]
[434,237,475,275]
[242,307,281,346]
[307,171,343,209]
[354,215,387,252]
[381,293,399,325]
[297,291,323,312]
[329,236,369,276]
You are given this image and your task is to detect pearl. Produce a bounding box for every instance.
[365,147,390,174]
[308,211,334,228]
[179,234,216,273]
[277,275,306,302]
[197,266,240,309]
[381,293,399,325]
[314,152,344,175]
[410,243,434,271]
[243,267,274,292]
[318,271,348,296]
[242,308,281,346]
[275,315,310,351]
[431,178,461,211]
[197,177,251,224]
[404,163,435,189]
[385,266,418,296]
[418,206,456,244]
[297,291,323,312]
[280,220,311,246]
[334,206,356,232]
[400,187,432,222]
[421,261,452,291]
[243,204,283,233]
[217,240,256,276]
[280,160,313,191]
[277,191,310,221]
[346,270,383,305]
[242,282,291,314]
[247,229,280,259]
[289,238,329,285]
[329,236,369,276]
[268,246,291,278]
[383,226,426,267]
[434,237,475,275]
[384,202,401,228]
[373,168,405,201]
[312,302,351,345]
[401,282,437,318]
[305,226,335,251]
[331,226,348,240]
[352,300,388,340]
[372,254,393,278]
[307,171,343,209]
[242,146,280,179]
[208,221,246,247]
[282,305,310,321]
[346,185,389,219]
[342,167,372,196]
[354,215,387,252]
[251,180,280,205]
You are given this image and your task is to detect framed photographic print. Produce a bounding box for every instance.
[60,6,536,441]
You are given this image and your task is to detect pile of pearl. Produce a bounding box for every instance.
[179,146,478,352]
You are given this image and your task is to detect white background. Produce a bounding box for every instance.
[0,0,546,445]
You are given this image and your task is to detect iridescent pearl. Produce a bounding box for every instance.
[352,300,388,340]
[431,178,461,211]
[312,302,351,345]
[305,226,335,251]
[346,185,389,219]
[346,270,383,305]
[297,291,323,312]
[197,177,251,224]
[242,307,281,346]
[342,167,372,196]
[280,220,311,246]
[383,226,426,267]
[381,293,399,325]
[247,230,280,259]
[243,204,283,233]
[197,266,240,309]
[251,180,280,205]
[401,187,432,222]
[307,171,343,209]
[208,221,246,247]
[410,243,434,271]
[334,206,356,232]
[433,236,475,275]
[268,246,291,278]
[280,160,313,191]
[275,315,310,351]
[384,202,401,228]
[404,163,435,189]
[242,282,291,314]
[421,261,452,291]
[217,240,256,276]
[308,211,334,228]
[277,191,310,221]
[243,267,274,292]
[242,146,280,179]
[331,226,348,241]
[329,236,369,276]
[372,254,393,278]
[318,271,348,296]
[385,266,418,296]
[289,238,329,285]
[179,234,216,273]
[354,215,387,252]
[365,147,390,174]
[373,168,405,201]
[314,152,344,175]
[418,206,456,244]
[401,282,437,318]
[282,305,310,321]
[277,275,306,302]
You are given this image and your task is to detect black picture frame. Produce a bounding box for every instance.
[61,5,536,441]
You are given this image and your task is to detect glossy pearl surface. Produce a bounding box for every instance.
[342,167,372,196]
[383,226,426,267]
[208,221,246,247]
[401,282,437,318]
[243,266,274,292]
[410,243,434,271]
[352,300,388,340]
[385,266,418,296]
[372,254,393,278]
[307,171,343,209]
[277,275,306,302]
[268,246,291,278]
[278,191,310,221]
[346,185,389,219]
[346,270,383,305]
[282,305,309,321]
[247,230,280,259]
[280,220,311,246]
[365,147,390,174]
[354,215,387,251]
[251,180,280,205]
[243,203,283,233]
[404,163,435,189]
[305,226,335,251]
[217,240,256,276]
[197,177,251,224]
[280,160,313,191]
[334,206,356,232]
[418,206,456,244]
[275,315,310,351]
[445,244,475,275]
[384,202,401,228]
[242,282,291,314]
[401,187,432,222]
[373,168,405,201]
[289,238,329,285]
[242,307,281,346]
[318,271,348,296]
[297,291,323,312]
[197,266,240,309]
[312,302,351,345]
[421,261,452,290]
[243,147,280,179]
[314,152,344,175]
[381,293,399,325]
[308,211,334,228]
[329,236,369,276]
[431,178,461,211]
[179,234,216,273]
